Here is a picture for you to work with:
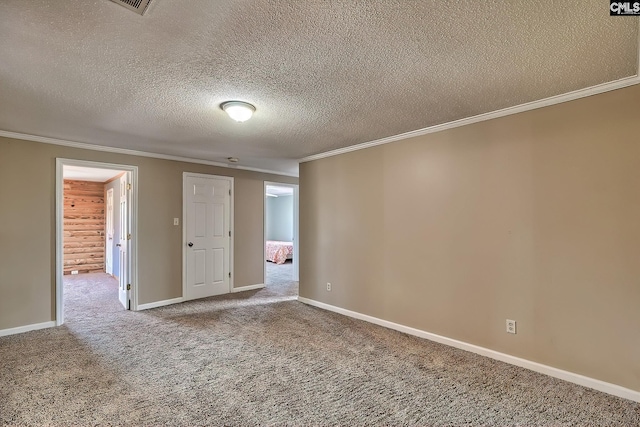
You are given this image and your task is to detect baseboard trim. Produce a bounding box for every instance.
[297,297,640,403]
[137,297,184,311]
[0,321,57,337]
[232,284,265,293]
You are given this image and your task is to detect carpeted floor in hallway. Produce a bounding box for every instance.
[0,272,638,426]
[265,259,295,288]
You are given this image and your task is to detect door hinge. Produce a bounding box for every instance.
[126,284,131,290]
[228,272,231,278]
[127,233,131,240]
[229,189,231,196]
[127,183,131,190]
[229,230,231,237]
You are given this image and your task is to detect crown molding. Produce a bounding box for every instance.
[0,130,299,178]
[2,21,638,173]
[301,20,640,164]
[300,74,640,164]
[2,70,637,176]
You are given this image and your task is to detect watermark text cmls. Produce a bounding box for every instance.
[610,1,640,15]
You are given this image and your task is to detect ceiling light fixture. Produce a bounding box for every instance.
[221,101,255,122]
[227,157,239,163]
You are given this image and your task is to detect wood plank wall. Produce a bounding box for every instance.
[64,180,105,274]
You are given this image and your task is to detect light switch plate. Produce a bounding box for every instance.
[173,218,179,225]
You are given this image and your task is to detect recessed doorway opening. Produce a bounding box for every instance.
[56,159,138,325]
[264,182,299,294]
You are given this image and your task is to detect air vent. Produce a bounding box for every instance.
[109,0,152,15]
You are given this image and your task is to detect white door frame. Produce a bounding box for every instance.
[117,173,130,309]
[264,181,299,283]
[55,158,139,325]
[182,172,234,299]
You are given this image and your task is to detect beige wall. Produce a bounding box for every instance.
[300,84,640,392]
[0,137,297,329]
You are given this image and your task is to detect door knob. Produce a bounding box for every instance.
[116,243,121,247]
[188,242,194,247]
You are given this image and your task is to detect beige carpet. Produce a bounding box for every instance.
[0,272,638,426]
[266,259,294,286]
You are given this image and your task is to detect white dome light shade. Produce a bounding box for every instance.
[221,101,255,122]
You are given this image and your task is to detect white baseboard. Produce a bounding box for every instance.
[232,284,265,293]
[297,297,640,403]
[137,286,266,309]
[0,321,56,337]
[137,297,184,311]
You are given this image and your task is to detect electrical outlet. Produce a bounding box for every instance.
[506,319,516,334]
[326,282,331,291]
[173,218,179,226]
[71,270,79,275]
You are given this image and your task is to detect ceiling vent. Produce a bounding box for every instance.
[109,0,152,15]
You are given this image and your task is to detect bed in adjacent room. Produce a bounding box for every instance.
[266,240,293,264]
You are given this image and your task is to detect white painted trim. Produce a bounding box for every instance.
[182,172,235,301]
[264,181,300,283]
[0,130,299,178]
[297,297,640,403]
[299,75,640,163]
[231,284,265,293]
[128,169,139,311]
[137,297,184,311]
[0,321,56,337]
[55,161,64,325]
[56,159,139,325]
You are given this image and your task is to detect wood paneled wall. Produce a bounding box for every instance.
[63,180,105,274]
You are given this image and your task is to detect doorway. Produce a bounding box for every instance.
[264,182,299,290]
[56,159,138,325]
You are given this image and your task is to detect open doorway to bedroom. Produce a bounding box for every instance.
[56,159,138,326]
[264,182,299,294]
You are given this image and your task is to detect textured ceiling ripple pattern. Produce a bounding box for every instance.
[0,0,637,175]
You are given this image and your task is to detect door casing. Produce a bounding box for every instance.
[117,174,129,308]
[55,158,138,325]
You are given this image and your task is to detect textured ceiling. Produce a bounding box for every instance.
[0,1,637,175]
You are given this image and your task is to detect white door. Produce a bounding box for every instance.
[118,175,129,309]
[105,188,114,275]
[185,174,231,300]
